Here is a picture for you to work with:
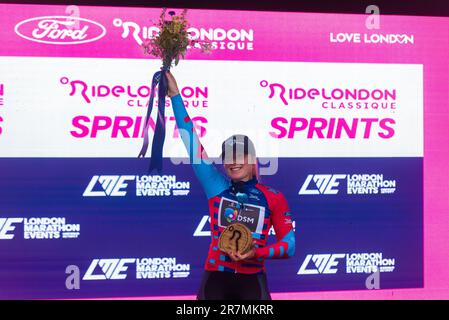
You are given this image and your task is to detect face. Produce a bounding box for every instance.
[224,154,255,182]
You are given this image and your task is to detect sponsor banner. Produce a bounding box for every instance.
[0,3,433,300]
[83,175,190,197]
[298,252,396,275]
[0,58,423,157]
[0,217,80,240]
[83,257,190,280]
[0,4,446,64]
[0,158,422,298]
[299,173,397,195]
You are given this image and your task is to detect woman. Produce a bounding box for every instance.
[165,71,295,300]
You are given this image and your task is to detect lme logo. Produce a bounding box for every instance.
[297,254,345,274]
[0,218,23,239]
[83,175,135,197]
[299,174,346,195]
[83,259,136,280]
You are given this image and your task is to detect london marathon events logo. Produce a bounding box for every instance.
[82,257,190,280]
[14,16,106,45]
[83,175,190,197]
[297,252,396,275]
[0,217,80,240]
[299,173,397,195]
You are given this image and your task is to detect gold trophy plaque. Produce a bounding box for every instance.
[218,223,253,254]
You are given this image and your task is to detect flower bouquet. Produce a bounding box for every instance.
[138,8,211,172]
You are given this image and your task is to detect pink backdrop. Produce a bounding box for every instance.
[1,4,448,299]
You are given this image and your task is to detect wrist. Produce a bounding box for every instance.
[169,90,180,98]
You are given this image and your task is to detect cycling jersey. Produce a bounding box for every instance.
[171,93,295,274]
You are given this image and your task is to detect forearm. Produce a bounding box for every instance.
[171,94,229,198]
[171,94,199,163]
[255,230,295,260]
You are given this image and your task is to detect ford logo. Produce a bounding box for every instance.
[14,15,106,45]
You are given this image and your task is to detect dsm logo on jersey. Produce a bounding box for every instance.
[193,215,296,237]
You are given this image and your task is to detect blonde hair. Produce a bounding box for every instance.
[252,158,260,182]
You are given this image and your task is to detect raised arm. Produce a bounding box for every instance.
[166,71,229,199]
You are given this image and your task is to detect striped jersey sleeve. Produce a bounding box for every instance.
[171,94,229,199]
[254,190,295,260]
